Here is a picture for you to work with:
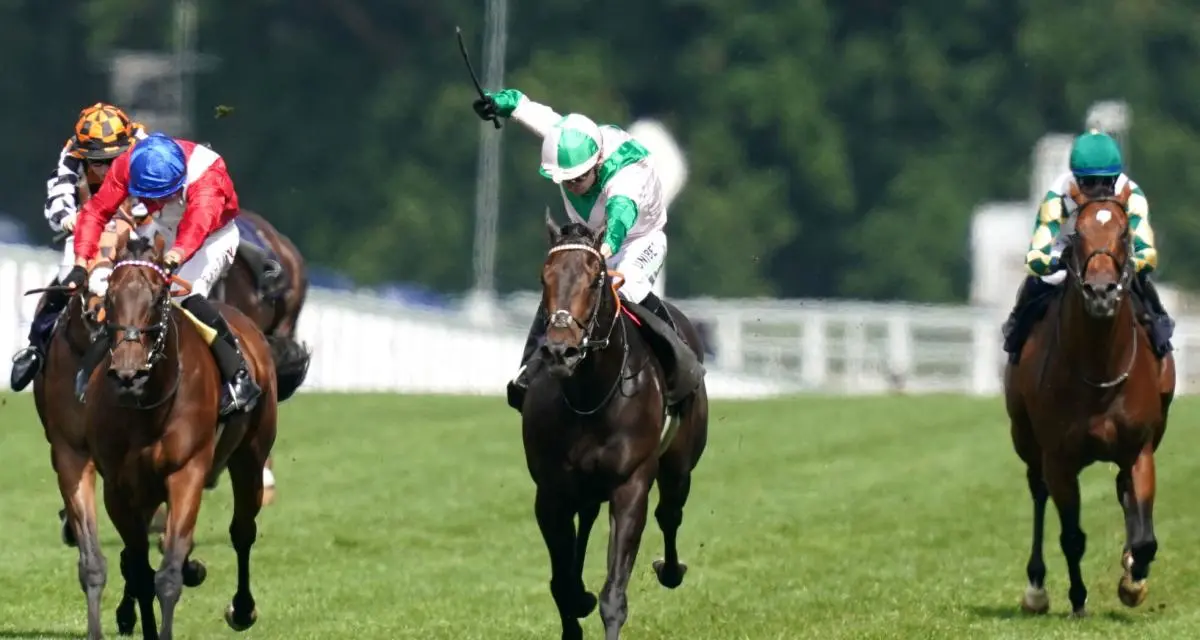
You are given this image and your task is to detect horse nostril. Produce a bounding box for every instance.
[562,346,581,360]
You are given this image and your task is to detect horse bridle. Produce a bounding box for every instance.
[104,259,174,370]
[544,243,620,352]
[1063,196,1139,388]
[543,242,630,415]
[1065,196,1136,295]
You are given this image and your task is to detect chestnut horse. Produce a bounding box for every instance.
[1005,184,1174,617]
[523,219,708,640]
[69,232,291,640]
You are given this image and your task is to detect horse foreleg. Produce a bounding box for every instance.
[54,448,106,639]
[1117,446,1158,607]
[224,446,266,631]
[104,484,157,638]
[535,489,594,640]
[1043,457,1088,617]
[1020,463,1050,614]
[156,462,208,640]
[652,441,693,590]
[600,474,652,640]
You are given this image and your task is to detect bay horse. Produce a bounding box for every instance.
[523,217,708,640]
[211,209,310,505]
[215,209,309,341]
[71,230,291,639]
[1005,183,1175,617]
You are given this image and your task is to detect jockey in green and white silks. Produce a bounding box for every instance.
[1001,130,1174,364]
[472,88,703,410]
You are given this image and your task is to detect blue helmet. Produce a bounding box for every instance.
[128,133,186,199]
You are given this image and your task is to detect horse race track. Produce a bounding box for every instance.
[3,393,1200,639]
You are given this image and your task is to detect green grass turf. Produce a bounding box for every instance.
[0,392,1198,639]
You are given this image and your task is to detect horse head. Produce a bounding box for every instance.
[102,228,173,396]
[541,208,616,377]
[1065,182,1135,320]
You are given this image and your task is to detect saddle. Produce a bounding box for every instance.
[233,217,287,299]
[621,301,706,406]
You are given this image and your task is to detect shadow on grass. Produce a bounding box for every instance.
[966,603,1138,624]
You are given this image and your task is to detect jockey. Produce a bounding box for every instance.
[1002,130,1174,363]
[60,132,263,416]
[9,103,149,391]
[472,88,704,409]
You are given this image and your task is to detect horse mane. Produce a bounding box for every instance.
[119,235,160,263]
[556,222,600,248]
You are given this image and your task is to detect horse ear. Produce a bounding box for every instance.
[545,207,561,245]
[1118,182,1133,207]
[594,226,607,251]
[114,227,131,258]
[152,231,166,260]
[1067,181,1087,207]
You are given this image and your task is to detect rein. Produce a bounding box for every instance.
[544,242,630,415]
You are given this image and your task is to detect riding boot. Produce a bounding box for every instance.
[75,334,110,402]
[237,240,286,298]
[1136,273,1175,357]
[631,292,706,405]
[181,296,263,416]
[1002,276,1057,365]
[10,283,69,391]
[506,306,548,411]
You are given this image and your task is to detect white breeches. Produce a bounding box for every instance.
[172,220,240,300]
[610,230,666,304]
[87,219,239,300]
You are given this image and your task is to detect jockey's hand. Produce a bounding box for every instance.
[600,243,614,259]
[163,250,183,275]
[59,213,77,233]
[472,94,499,121]
[61,265,88,291]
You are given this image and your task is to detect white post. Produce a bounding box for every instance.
[465,0,509,326]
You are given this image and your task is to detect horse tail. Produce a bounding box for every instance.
[267,334,310,403]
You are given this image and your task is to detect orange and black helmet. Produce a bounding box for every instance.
[69,103,137,161]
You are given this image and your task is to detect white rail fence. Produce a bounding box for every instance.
[5,243,1198,397]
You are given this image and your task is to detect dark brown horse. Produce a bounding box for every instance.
[37,215,136,550]
[1005,183,1175,617]
[215,209,308,341]
[212,209,310,505]
[70,231,292,640]
[523,218,708,640]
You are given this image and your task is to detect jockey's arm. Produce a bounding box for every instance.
[1127,186,1157,274]
[1024,191,1065,277]
[491,89,563,138]
[44,143,84,232]
[171,163,233,264]
[601,170,644,257]
[73,155,133,265]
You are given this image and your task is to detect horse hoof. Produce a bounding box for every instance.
[1019,584,1049,614]
[653,559,688,589]
[225,602,258,631]
[183,559,208,587]
[115,603,137,635]
[1070,607,1089,618]
[1118,574,1149,608]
